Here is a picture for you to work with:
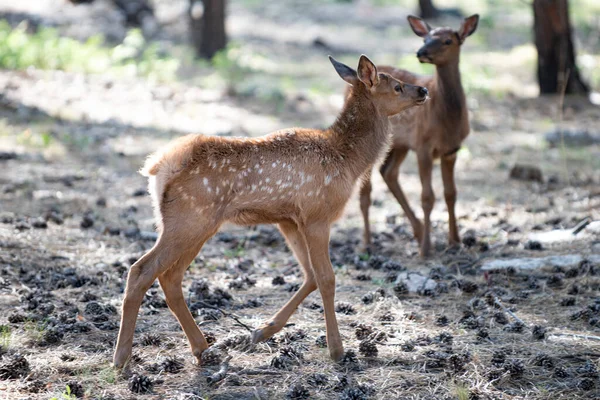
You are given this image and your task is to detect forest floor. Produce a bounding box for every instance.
[0,1,599,399]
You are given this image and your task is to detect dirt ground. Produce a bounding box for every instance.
[0,1,599,399]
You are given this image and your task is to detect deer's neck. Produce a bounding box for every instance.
[329,89,390,180]
[434,60,466,117]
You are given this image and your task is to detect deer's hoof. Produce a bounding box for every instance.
[113,354,129,370]
[251,329,265,344]
[330,347,345,362]
[252,321,279,343]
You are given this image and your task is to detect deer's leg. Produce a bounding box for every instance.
[158,234,214,364]
[417,151,435,257]
[380,147,423,242]
[113,219,219,368]
[113,235,185,368]
[441,152,460,246]
[358,169,373,249]
[303,223,343,362]
[252,220,317,343]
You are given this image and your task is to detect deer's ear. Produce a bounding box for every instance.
[407,15,431,37]
[329,56,358,86]
[458,14,479,43]
[357,55,379,88]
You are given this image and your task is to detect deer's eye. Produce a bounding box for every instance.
[445,39,453,45]
[394,85,403,93]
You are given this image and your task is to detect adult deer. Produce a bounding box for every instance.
[113,55,428,368]
[359,14,479,257]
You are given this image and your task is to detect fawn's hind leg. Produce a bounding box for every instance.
[113,222,218,368]
[441,152,460,246]
[252,220,317,343]
[380,147,424,243]
[158,230,216,364]
[113,237,181,368]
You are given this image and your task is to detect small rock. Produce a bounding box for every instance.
[531,325,547,340]
[524,240,543,251]
[509,164,543,182]
[132,188,147,197]
[80,215,94,229]
[31,218,47,229]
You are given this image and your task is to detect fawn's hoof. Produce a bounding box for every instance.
[330,347,345,362]
[113,354,129,370]
[192,348,207,365]
[251,329,265,344]
[251,321,279,343]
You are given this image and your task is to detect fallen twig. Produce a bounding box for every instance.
[237,368,284,376]
[493,296,525,326]
[549,332,600,342]
[207,356,232,385]
[572,217,591,235]
[195,301,253,332]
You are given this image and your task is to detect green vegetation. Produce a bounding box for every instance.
[0,22,179,81]
[0,324,11,349]
[50,385,77,400]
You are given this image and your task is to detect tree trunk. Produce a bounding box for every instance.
[189,0,227,59]
[419,0,439,19]
[533,0,588,95]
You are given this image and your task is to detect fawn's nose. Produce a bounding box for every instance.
[418,87,429,97]
[417,49,428,58]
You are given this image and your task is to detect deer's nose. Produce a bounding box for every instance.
[417,49,428,58]
[418,87,429,97]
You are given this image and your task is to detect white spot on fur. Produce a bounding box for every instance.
[325,175,332,185]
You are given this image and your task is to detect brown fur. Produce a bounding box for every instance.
[113,56,428,368]
[358,15,479,257]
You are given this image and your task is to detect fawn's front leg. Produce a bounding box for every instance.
[252,220,317,343]
[441,152,460,246]
[303,222,344,362]
[359,169,373,250]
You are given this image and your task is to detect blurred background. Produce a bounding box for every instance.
[1,0,598,239]
[0,1,599,399]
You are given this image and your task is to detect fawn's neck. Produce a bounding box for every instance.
[434,58,466,118]
[329,88,390,179]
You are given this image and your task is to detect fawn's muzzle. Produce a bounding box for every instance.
[418,87,429,98]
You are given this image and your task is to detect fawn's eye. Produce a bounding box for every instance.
[445,39,453,45]
[394,85,403,93]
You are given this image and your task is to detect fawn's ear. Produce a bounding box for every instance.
[458,14,479,43]
[329,56,358,85]
[357,55,379,88]
[407,15,431,37]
